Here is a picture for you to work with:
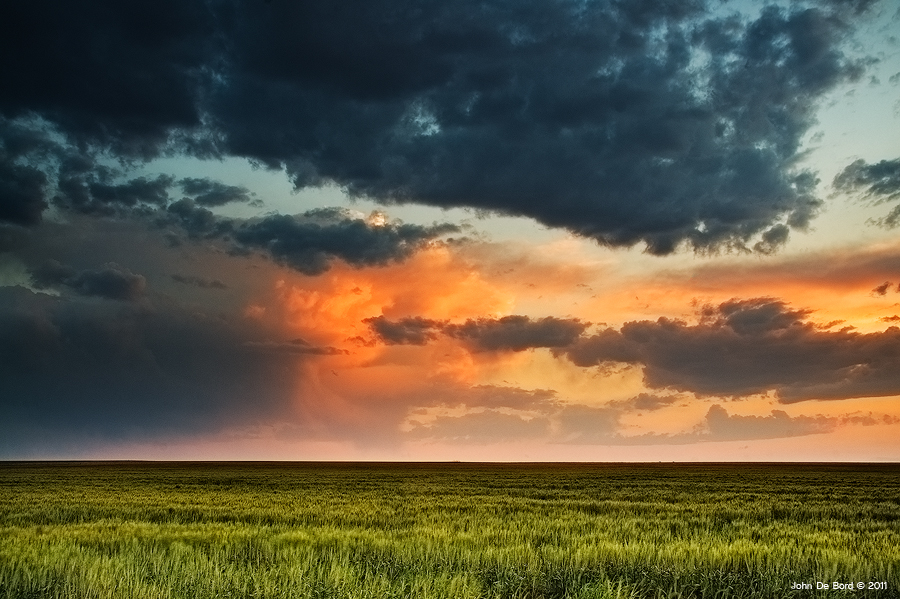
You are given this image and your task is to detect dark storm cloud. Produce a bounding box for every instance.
[0,1,212,158]
[0,0,877,252]
[559,298,900,402]
[230,212,459,275]
[179,178,254,207]
[162,199,227,238]
[154,200,462,274]
[30,260,146,301]
[833,158,900,227]
[0,120,54,226]
[0,160,47,226]
[365,314,588,350]
[0,285,303,456]
[212,0,864,254]
[1,118,176,219]
[0,224,29,253]
[57,174,175,216]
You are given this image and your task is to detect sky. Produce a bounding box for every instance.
[1,0,900,461]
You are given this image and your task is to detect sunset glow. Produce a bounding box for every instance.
[1,0,899,461]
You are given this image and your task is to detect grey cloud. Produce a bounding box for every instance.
[157,200,459,275]
[833,157,900,226]
[0,160,47,226]
[699,404,834,441]
[230,213,459,276]
[366,314,588,351]
[0,1,212,158]
[0,117,178,219]
[364,315,443,345]
[872,281,893,295]
[179,178,254,207]
[0,285,301,456]
[405,398,876,445]
[1,0,879,251]
[834,158,900,200]
[210,0,868,253]
[0,120,54,226]
[162,199,228,238]
[444,316,589,351]
[559,297,900,402]
[93,194,459,275]
[0,223,29,253]
[30,260,146,301]
[170,273,228,290]
[87,175,174,209]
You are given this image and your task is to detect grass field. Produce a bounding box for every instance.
[0,462,897,598]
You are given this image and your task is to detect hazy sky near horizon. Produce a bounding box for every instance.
[2,0,900,460]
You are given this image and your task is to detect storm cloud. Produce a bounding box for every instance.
[560,298,900,402]
[30,260,147,301]
[0,285,303,456]
[230,211,459,276]
[1,0,877,252]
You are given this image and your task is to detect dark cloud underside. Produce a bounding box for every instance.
[1,0,875,252]
[365,314,588,351]
[30,260,146,301]
[0,285,300,455]
[559,298,900,402]
[179,178,254,207]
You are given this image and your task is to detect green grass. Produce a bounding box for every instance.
[1,462,897,598]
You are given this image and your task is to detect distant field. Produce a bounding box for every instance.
[0,462,897,598]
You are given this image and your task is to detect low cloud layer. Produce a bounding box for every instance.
[366,315,589,351]
[368,298,900,403]
[0,0,879,252]
[560,298,900,402]
[407,400,876,445]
